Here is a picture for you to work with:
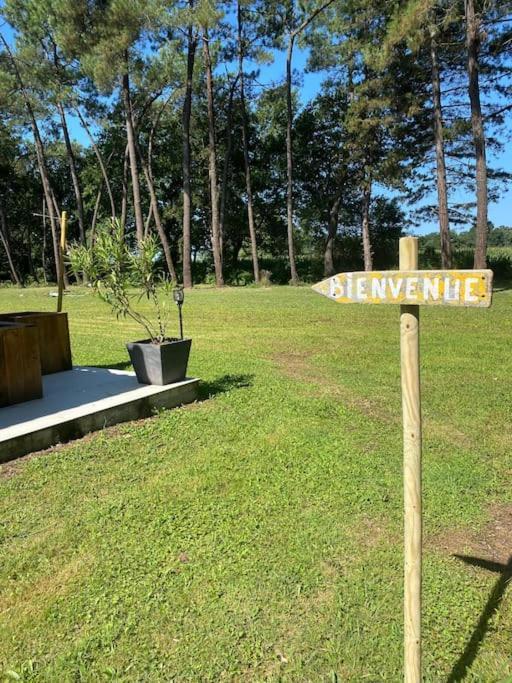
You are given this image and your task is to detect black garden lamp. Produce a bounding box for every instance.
[173,286,184,339]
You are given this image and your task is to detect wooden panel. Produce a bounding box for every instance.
[0,312,72,374]
[23,313,72,374]
[22,326,43,401]
[0,323,42,407]
[312,269,493,307]
[0,328,8,407]
[4,327,25,402]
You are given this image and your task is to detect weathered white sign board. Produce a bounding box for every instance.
[312,269,493,307]
[312,240,493,683]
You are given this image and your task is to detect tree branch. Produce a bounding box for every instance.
[291,0,338,39]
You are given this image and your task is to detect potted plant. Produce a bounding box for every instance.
[68,220,191,385]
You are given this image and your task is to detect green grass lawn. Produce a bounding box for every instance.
[1,284,511,682]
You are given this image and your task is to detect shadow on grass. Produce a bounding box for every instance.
[447,554,512,682]
[90,360,133,371]
[197,373,254,400]
[87,364,253,399]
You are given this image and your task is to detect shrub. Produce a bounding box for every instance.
[67,220,179,343]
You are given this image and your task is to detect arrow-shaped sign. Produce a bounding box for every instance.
[312,269,493,307]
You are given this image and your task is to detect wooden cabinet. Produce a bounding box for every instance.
[0,323,43,407]
[0,312,72,374]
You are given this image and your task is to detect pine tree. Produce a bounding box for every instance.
[310,0,432,270]
[237,0,261,283]
[182,0,198,288]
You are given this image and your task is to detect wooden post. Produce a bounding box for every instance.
[400,236,422,682]
[57,210,67,313]
[312,244,493,679]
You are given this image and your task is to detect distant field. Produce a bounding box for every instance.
[488,245,512,258]
[1,285,511,681]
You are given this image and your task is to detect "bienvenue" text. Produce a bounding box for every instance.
[328,274,483,303]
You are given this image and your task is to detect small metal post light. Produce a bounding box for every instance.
[173,286,184,339]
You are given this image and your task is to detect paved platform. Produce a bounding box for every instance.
[0,367,199,463]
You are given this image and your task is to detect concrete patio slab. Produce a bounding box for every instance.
[0,367,199,463]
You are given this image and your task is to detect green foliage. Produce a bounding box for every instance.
[420,226,512,279]
[67,219,177,342]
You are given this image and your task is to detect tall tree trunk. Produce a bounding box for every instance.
[361,171,373,271]
[324,195,341,277]
[120,143,130,230]
[41,196,48,282]
[237,1,260,283]
[143,172,177,282]
[57,102,86,244]
[430,30,452,269]
[0,35,60,282]
[283,1,334,285]
[136,141,177,282]
[0,202,22,285]
[182,7,197,289]
[51,188,68,287]
[76,107,116,219]
[25,222,36,280]
[91,186,102,241]
[285,34,299,285]
[122,66,144,242]
[51,189,61,230]
[89,150,114,242]
[202,28,224,287]
[145,203,153,236]
[465,0,488,269]
[219,76,238,259]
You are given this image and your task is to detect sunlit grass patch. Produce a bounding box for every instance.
[0,284,511,680]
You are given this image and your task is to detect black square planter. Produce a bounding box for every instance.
[126,338,192,385]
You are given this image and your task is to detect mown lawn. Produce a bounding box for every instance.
[1,284,511,682]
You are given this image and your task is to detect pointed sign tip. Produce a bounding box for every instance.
[311,278,330,298]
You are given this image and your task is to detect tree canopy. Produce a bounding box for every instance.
[0,0,511,286]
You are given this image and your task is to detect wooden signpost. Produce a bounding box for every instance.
[57,210,68,313]
[312,236,493,682]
